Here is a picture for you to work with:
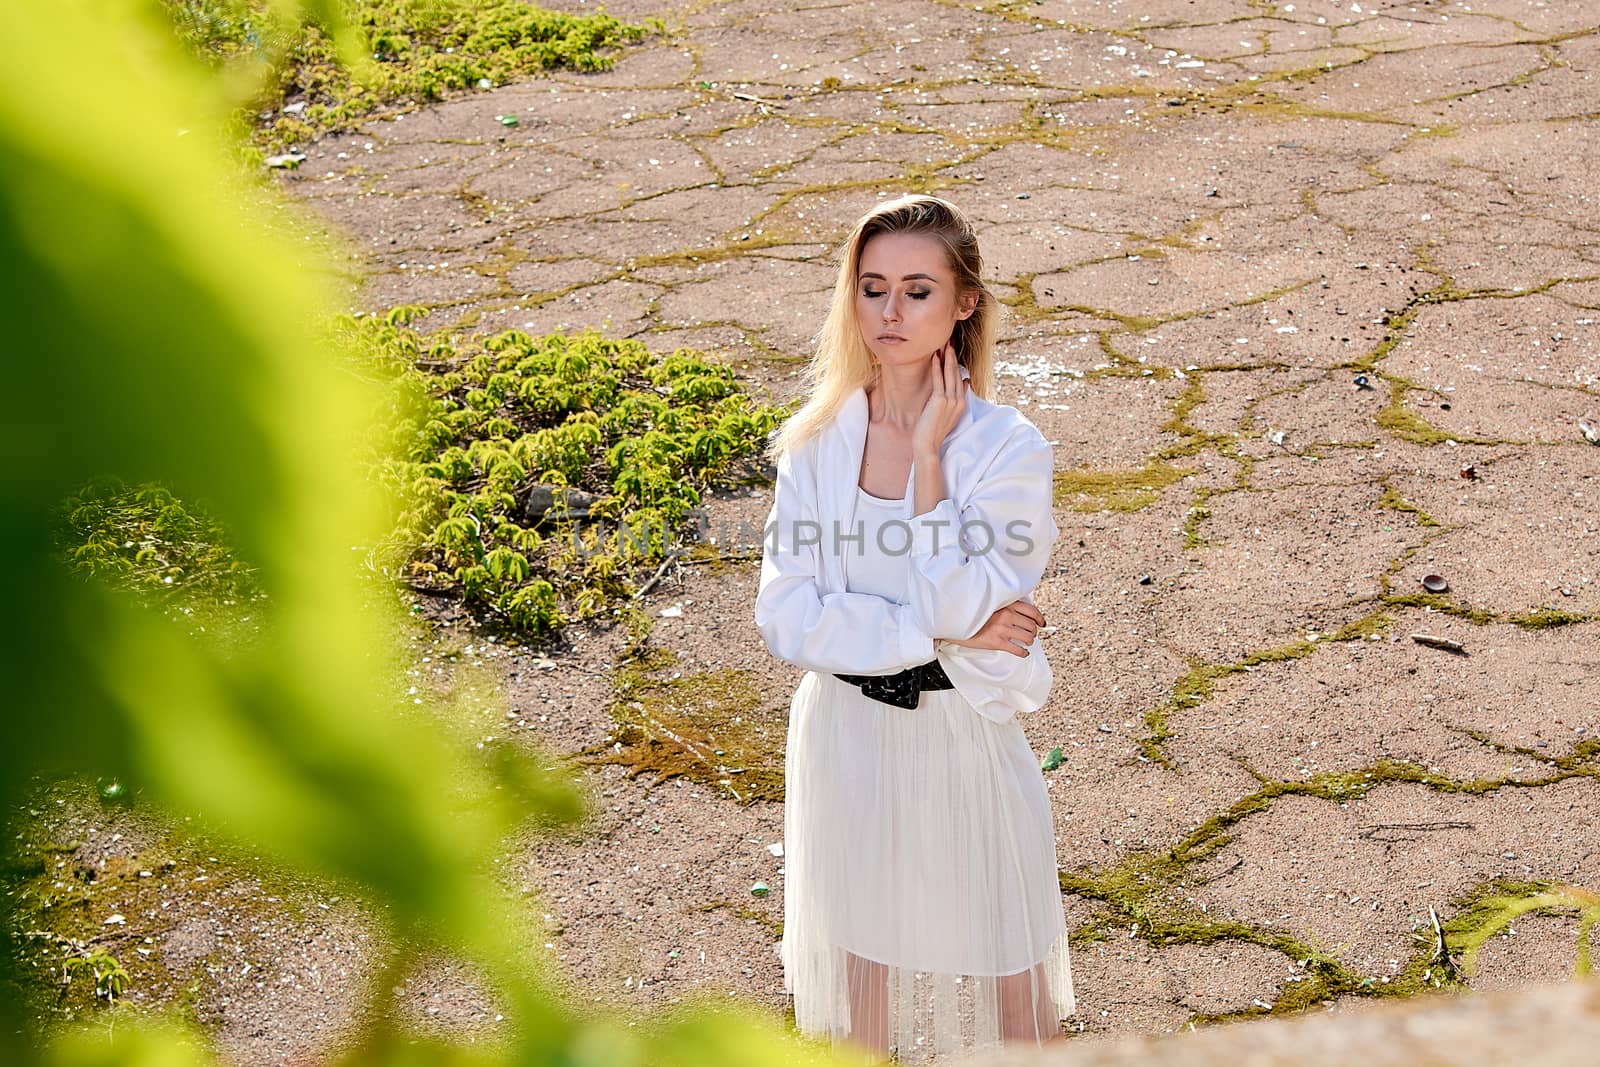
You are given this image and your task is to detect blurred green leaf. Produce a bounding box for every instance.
[0,2,827,1066]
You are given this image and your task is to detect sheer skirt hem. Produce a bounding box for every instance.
[783,922,1074,1063]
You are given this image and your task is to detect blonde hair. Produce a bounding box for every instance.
[766,194,999,462]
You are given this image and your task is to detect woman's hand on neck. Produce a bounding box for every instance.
[909,343,968,461]
[876,343,964,517]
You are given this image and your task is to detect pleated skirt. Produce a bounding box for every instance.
[781,670,1075,1062]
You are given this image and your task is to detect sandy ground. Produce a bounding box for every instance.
[23,1,1600,1062]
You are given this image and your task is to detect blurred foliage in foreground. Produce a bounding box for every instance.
[158,0,655,152]
[353,309,785,637]
[0,2,828,1065]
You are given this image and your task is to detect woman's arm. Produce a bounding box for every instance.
[754,446,938,675]
[908,425,1056,726]
[939,634,1054,724]
[903,423,1059,644]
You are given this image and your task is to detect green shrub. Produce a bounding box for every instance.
[354,310,788,638]
[158,0,655,150]
[53,477,260,605]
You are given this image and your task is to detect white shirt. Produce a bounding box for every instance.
[847,486,912,603]
[754,366,1058,723]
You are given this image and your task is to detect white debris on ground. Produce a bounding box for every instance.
[995,352,1086,410]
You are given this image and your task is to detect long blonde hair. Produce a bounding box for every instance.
[766,194,999,462]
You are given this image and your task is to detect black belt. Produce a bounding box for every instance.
[833,659,954,710]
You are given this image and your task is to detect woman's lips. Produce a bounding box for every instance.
[877,333,907,343]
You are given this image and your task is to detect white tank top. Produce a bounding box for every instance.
[845,486,912,604]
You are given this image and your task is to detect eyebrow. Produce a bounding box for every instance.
[859,272,941,283]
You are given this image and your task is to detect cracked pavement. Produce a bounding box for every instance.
[269,0,1600,1051]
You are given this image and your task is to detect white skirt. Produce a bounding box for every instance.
[781,670,1075,1062]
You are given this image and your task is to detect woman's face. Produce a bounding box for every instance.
[854,231,975,370]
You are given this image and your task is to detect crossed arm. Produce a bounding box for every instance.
[753,426,1058,677]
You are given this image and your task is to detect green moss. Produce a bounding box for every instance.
[1447,881,1600,979]
[1045,278,1317,336]
[925,0,1131,34]
[1454,728,1600,773]
[1164,375,1204,429]
[1054,460,1193,512]
[694,899,783,940]
[1082,332,1169,378]
[1156,374,1236,460]
[995,272,1051,324]
[1054,373,1233,514]
[1509,607,1591,629]
[1377,482,1441,528]
[1061,834,1371,1019]
[1182,489,1215,549]
[1379,592,1497,625]
[1375,377,1463,446]
[1344,305,1435,378]
[1006,99,1097,151]
[1047,303,1168,334]
[4,783,345,1028]
[1376,534,1590,628]
[1183,876,1596,1025]
[1139,612,1393,767]
[1342,252,1593,451]
[750,165,972,231]
[1228,97,1414,127]
[1061,733,1600,1024]
[624,232,799,272]
[645,319,806,366]
[464,241,531,285]
[582,653,784,805]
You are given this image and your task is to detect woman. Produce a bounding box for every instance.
[754,195,1074,1062]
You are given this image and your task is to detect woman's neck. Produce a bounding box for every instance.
[866,361,935,430]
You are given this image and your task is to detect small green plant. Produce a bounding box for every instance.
[159,0,655,150]
[353,308,788,638]
[52,477,260,604]
[162,0,293,59]
[63,949,131,1003]
[49,477,269,651]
